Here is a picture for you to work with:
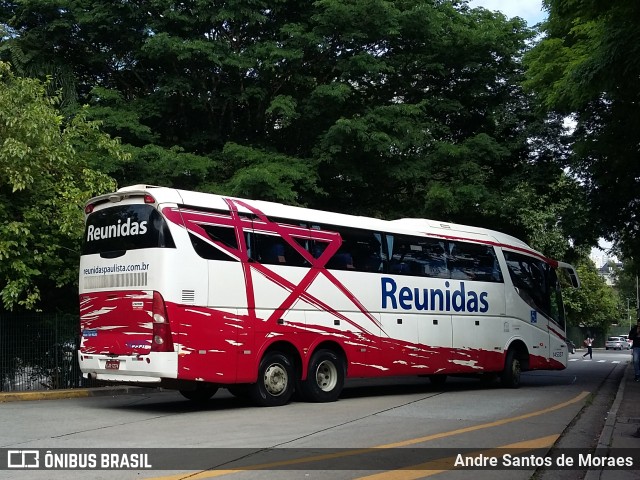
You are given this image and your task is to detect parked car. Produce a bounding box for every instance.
[619,334,632,348]
[605,336,630,350]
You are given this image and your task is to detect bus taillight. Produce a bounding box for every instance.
[151,291,174,352]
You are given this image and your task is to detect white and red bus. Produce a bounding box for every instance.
[78,185,579,406]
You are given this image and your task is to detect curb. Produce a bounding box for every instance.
[0,386,153,403]
[583,362,629,480]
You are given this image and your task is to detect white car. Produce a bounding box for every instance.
[619,334,632,348]
[605,336,630,350]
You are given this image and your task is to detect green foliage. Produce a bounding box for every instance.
[205,142,321,205]
[562,260,620,329]
[612,256,639,318]
[525,0,640,262]
[0,1,609,325]
[0,61,122,311]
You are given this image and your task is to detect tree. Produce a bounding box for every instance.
[524,0,640,261]
[0,2,583,238]
[0,61,123,311]
[562,260,619,330]
[611,256,638,324]
[0,1,601,309]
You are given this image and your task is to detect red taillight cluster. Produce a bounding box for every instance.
[151,291,174,352]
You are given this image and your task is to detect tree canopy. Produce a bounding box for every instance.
[1,1,589,251]
[561,260,620,330]
[525,0,640,262]
[0,61,123,310]
[0,0,619,315]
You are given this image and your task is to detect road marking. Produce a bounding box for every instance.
[568,358,625,363]
[145,392,588,480]
[355,434,560,480]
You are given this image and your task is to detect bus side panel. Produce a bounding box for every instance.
[528,318,552,369]
[505,288,566,371]
[547,322,568,369]
[304,310,378,378]
[79,290,153,355]
[378,313,419,375]
[169,304,243,383]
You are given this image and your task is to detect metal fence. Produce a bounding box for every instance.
[0,313,93,392]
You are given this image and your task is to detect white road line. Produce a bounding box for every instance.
[568,358,622,364]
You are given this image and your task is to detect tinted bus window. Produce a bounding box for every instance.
[190,225,243,261]
[504,251,556,319]
[325,228,385,272]
[388,235,448,277]
[82,204,175,255]
[254,232,310,267]
[448,241,503,282]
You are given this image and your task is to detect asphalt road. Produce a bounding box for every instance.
[0,349,631,480]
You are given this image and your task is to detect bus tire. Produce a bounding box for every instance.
[501,350,521,388]
[180,384,218,403]
[250,351,294,407]
[300,349,345,402]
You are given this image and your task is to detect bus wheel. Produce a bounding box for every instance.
[300,349,345,402]
[501,350,521,388]
[250,352,294,407]
[180,384,218,403]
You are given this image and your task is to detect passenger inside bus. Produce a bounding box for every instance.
[328,252,355,270]
[262,242,286,264]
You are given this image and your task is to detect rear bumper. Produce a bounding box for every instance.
[79,351,178,383]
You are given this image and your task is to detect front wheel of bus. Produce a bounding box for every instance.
[250,352,294,407]
[300,349,345,402]
[501,350,521,388]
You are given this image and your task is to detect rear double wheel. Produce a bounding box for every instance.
[300,349,345,402]
[249,351,295,407]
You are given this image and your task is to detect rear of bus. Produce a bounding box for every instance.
[78,186,188,386]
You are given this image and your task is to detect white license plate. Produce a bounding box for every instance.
[105,359,120,370]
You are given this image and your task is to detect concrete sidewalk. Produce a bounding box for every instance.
[585,361,640,480]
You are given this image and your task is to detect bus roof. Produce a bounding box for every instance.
[108,184,544,260]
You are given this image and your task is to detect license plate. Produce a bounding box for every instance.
[105,360,120,370]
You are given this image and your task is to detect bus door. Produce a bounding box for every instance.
[547,263,577,365]
[502,250,566,368]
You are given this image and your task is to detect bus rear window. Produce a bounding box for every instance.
[82,204,175,255]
